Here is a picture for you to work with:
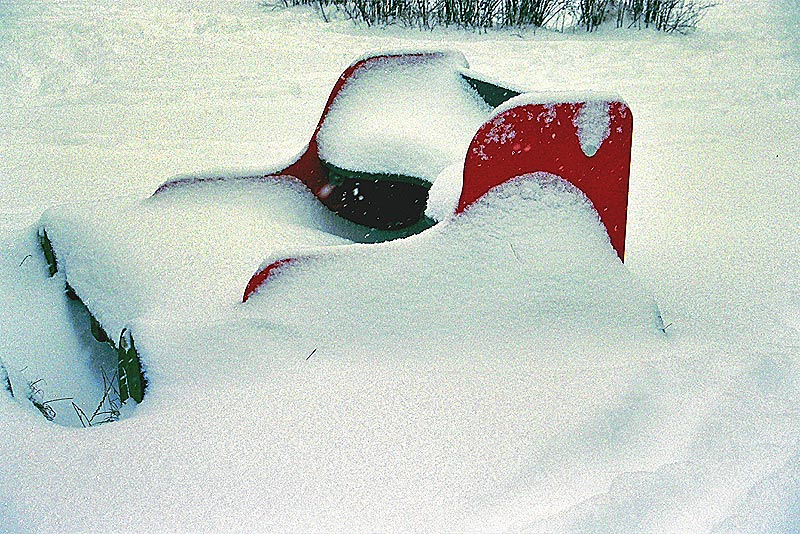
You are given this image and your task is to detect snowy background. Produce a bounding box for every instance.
[1,0,799,531]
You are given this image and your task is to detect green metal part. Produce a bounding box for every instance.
[38,229,58,276]
[39,226,145,405]
[118,329,145,404]
[325,161,432,189]
[0,358,13,398]
[321,160,436,238]
[460,73,522,108]
[65,283,79,301]
[347,215,437,243]
[90,313,109,343]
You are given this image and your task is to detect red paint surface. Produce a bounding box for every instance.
[458,101,632,261]
[242,258,296,302]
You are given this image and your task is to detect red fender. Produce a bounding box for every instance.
[458,101,632,261]
[242,258,297,303]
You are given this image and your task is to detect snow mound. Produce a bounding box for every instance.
[317,52,493,182]
[39,177,357,342]
[245,172,662,347]
[0,230,121,427]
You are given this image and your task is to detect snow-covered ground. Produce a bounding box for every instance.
[1,0,799,531]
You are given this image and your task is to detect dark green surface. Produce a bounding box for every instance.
[1,358,12,398]
[346,215,437,243]
[118,329,145,404]
[38,229,58,276]
[320,161,434,234]
[90,313,109,343]
[325,161,432,189]
[460,73,522,108]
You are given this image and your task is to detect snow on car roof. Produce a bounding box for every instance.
[317,51,493,182]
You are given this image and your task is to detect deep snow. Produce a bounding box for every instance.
[0,0,799,531]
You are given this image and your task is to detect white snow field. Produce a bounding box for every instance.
[0,0,799,531]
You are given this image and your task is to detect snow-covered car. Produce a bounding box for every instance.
[37,49,659,405]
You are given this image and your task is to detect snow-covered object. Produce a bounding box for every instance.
[459,98,633,261]
[2,1,799,531]
[39,49,637,357]
[246,93,635,302]
[244,173,662,340]
[39,178,357,342]
[425,163,464,220]
[317,51,492,182]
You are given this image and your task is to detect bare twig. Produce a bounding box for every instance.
[25,377,74,421]
[73,402,91,428]
[282,0,710,32]
[26,366,121,426]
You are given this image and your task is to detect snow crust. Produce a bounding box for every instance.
[317,51,492,181]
